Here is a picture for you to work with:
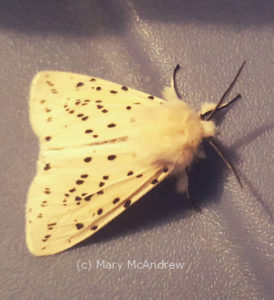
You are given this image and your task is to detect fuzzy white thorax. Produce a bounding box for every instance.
[128,89,216,172]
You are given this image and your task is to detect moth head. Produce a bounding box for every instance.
[172,61,245,141]
[198,103,217,138]
[197,92,241,139]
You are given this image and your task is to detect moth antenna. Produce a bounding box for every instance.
[207,139,243,187]
[173,64,182,100]
[201,94,242,120]
[217,93,242,112]
[206,61,246,121]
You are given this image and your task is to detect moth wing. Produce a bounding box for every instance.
[26,152,170,256]
[26,71,170,256]
[29,71,164,149]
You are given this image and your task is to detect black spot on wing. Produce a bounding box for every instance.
[76,223,84,230]
[84,194,94,201]
[85,129,93,134]
[76,180,84,185]
[44,163,51,171]
[84,157,92,162]
[44,187,51,194]
[113,197,120,204]
[48,222,56,227]
[151,179,159,185]
[108,155,116,160]
[124,200,131,209]
[76,82,84,87]
[46,80,54,87]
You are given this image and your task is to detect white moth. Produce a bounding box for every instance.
[26,63,245,256]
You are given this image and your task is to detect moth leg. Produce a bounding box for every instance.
[176,171,189,194]
[176,171,201,212]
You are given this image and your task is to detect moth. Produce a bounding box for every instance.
[26,62,245,256]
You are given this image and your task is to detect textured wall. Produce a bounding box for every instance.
[1,1,273,299]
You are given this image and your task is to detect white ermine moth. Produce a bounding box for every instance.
[26,62,245,256]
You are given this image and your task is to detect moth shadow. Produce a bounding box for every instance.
[75,143,235,250]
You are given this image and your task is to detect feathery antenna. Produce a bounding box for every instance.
[205,61,246,121]
[201,94,242,120]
